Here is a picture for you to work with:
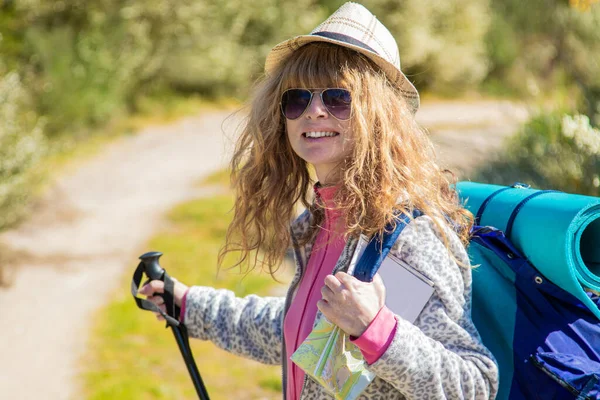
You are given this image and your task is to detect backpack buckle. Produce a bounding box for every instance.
[512,182,531,189]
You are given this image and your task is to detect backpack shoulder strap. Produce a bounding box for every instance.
[353,210,422,282]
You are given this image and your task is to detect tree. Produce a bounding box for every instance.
[366,0,492,93]
[488,0,600,123]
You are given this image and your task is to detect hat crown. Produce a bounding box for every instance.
[264,1,419,113]
[310,2,401,69]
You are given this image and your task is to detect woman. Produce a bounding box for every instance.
[138,2,499,399]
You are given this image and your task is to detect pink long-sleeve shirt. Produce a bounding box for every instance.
[179,185,397,399]
[283,185,397,400]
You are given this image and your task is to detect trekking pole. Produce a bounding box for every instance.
[132,251,210,400]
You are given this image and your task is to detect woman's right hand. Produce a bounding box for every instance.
[137,278,189,321]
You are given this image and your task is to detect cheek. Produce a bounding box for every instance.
[285,120,301,151]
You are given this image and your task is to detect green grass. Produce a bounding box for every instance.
[81,171,292,400]
[198,168,232,188]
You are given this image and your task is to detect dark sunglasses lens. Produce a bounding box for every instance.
[282,89,312,119]
[322,89,352,120]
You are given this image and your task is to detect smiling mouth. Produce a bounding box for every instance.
[302,131,340,138]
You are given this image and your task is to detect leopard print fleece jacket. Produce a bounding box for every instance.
[183,210,500,399]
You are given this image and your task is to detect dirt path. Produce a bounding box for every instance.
[0,101,527,400]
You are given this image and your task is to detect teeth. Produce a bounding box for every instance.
[304,131,338,138]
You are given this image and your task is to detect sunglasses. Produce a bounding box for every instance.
[280,88,352,120]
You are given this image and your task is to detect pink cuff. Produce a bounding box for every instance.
[179,288,190,323]
[350,306,397,365]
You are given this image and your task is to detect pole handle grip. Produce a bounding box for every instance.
[139,251,165,281]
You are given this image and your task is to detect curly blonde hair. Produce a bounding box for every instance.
[219,42,473,276]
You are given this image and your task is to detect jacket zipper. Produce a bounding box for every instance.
[283,205,360,399]
[282,225,309,400]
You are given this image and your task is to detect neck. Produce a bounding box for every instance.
[314,164,342,185]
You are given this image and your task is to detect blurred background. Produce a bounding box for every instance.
[0,0,599,399]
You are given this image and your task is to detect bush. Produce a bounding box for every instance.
[0,70,47,229]
[162,0,325,98]
[473,112,600,196]
[13,0,212,135]
[484,0,600,118]
[369,0,492,94]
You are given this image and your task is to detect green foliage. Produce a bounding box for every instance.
[17,0,203,135]
[162,0,325,97]
[485,16,518,72]
[0,6,27,70]
[485,0,600,120]
[473,112,600,196]
[25,26,127,134]
[3,0,325,134]
[0,69,47,229]
[368,0,492,94]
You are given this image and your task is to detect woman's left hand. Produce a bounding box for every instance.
[318,271,386,337]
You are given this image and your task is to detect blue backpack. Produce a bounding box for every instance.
[357,183,600,400]
[469,224,600,399]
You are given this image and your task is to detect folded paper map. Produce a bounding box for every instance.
[290,316,375,400]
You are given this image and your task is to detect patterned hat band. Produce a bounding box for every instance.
[311,32,379,55]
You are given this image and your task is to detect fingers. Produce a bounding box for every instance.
[139,279,188,307]
[336,271,383,286]
[154,302,167,321]
[148,295,165,306]
[147,294,167,320]
[322,274,345,303]
[137,280,165,296]
[322,271,364,302]
[320,285,334,302]
[372,272,384,287]
[316,299,331,314]
[137,280,168,321]
[324,274,344,291]
[334,271,355,285]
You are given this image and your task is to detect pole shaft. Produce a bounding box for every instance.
[171,326,210,400]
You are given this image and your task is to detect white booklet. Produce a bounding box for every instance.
[347,235,435,324]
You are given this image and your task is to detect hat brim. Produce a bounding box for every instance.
[265,34,420,114]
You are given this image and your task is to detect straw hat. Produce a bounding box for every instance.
[265,2,420,114]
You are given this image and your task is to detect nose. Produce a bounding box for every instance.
[305,92,329,119]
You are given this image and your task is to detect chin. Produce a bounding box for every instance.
[305,157,341,168]
[300,151,343,165]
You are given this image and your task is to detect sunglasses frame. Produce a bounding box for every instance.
[280,88,352,121]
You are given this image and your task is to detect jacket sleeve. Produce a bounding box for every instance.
[183,286,284,365]
[365,216,499,399]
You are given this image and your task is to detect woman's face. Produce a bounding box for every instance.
[285,89,353,184]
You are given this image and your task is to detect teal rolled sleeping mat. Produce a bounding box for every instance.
[456,181,600,319]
